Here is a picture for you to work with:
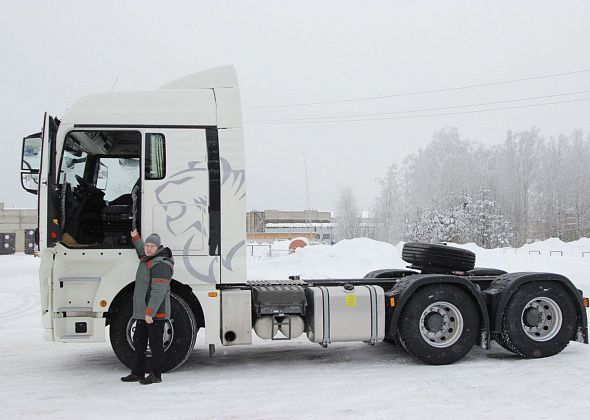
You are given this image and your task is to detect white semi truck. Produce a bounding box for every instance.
[20,66,588,370]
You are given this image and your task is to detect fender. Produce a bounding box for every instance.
[363,269,418,279]
[385,274,490,348]
[484,272,589,344]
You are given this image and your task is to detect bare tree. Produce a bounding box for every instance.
[373,164,403,243]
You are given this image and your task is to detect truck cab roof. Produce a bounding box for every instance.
[61,65,241,128]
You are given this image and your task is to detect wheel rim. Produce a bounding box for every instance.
[520,297,562,342]
[126,318,175,353]
[419,301,464,348]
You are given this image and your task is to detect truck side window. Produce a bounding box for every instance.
[145,133,166,180]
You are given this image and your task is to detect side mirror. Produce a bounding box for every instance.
[21,173,39,195]
[22,135,42,172]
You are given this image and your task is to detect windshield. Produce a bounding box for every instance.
[97,157,140,201]
[61,149,88,189]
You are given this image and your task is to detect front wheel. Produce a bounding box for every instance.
[496,281,576,358]
[109,292,198,372]
[396,284,480,365]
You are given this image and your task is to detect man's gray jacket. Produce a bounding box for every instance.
[131,234,174,320]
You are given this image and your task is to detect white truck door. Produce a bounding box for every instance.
[37,113,59,252]
[141,128,221,284]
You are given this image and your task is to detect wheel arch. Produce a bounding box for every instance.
[484,272,588,344]
[105,279,206,330]
[385,274,490,348]
[170,280,205,329]
[106,281,135,326]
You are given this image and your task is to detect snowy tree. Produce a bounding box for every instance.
[373,164,403,243]
[495,128,543,245]
[472,189,512,248]
[377,127,588,247]
[334,185,361,241]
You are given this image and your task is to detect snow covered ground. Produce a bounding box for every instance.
[1,238,589,419]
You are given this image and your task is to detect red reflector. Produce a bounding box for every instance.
[50,232,57,239]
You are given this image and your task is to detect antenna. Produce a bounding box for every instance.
[110,77,119,92]
[302,152,312,230]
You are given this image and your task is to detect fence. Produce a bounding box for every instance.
[526,249,589,256]
[246,244,291,258]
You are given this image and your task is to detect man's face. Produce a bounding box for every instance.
[144,243,158,257]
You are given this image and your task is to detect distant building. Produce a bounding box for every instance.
[0,202,37,252]
[246,210,333,243]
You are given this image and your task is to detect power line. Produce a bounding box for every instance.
[243,97,590,125]
[244,90,590,123]
[244,68,590,110]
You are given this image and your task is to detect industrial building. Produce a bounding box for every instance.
[246,210,333,243]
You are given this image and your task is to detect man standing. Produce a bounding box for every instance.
[121,230,174,384]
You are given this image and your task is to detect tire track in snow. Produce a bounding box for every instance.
[0,288,40,321]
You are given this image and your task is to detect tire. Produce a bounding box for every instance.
[497,281,577,358]
[396,284,480,365]
[109,292,198,372]
[402,242,476,272]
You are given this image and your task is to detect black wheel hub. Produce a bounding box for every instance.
[523,307,542,327]
[424,312,445,332]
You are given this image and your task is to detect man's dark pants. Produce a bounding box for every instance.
[131,319,165,377]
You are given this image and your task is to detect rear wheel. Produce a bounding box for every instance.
[109,292,198,372]
[497,281,576,358]
[396,284,480,365]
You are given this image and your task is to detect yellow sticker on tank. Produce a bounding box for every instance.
[345,293,357,307]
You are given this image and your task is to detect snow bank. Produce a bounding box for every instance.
[1,240,589,419]
[249,237,406,280]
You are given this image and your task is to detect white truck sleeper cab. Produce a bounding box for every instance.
[20,66,588,371]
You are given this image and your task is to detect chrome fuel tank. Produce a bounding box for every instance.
[305,285,385,346]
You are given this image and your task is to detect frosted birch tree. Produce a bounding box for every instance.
[334,185,361,241]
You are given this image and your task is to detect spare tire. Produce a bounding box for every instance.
[402,242,476,272]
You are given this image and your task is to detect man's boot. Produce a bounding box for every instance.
[139,372,162,385]
[121,373,144,382]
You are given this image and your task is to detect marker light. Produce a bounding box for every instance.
[208,292,218,298]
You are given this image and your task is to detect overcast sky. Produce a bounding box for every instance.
[1,1,589,211]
